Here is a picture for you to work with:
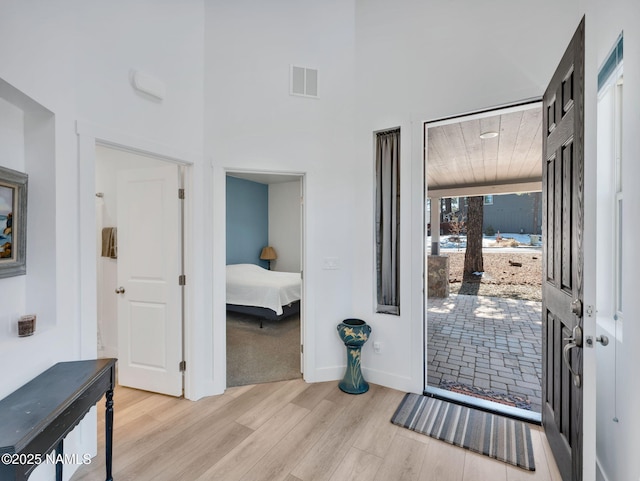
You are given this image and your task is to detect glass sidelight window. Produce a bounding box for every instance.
[597,33,623,318]
[614,79,623,316]
[375,128,400,315]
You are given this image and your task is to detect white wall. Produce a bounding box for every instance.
[0,85,57,388]
[73,1,204,154]
[269,180,302,272]
[0,98,24,171]
[0,97,27,341]
[0,16,82,419]
[584,1,640,480]
[206,0,358,389]
[0,72,78,481]
[0,2,205,479]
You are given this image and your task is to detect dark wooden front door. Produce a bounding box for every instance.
[542,17,585,481]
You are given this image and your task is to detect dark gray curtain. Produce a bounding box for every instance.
[375,129,400,315]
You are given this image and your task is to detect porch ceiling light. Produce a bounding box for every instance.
[479,131,499,139]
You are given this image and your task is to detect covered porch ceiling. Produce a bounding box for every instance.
[426,102,543,199]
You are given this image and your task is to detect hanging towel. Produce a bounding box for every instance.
[101,227,117,258]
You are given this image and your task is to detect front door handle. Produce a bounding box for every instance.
[563,325,583,388]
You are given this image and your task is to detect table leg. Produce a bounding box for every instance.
[55,439,63,481]
[105,388,114,481]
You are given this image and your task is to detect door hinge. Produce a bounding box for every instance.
[179,360,186,372]
[178,188,185,200]
[179,274,186,286]
[300,344,304,354]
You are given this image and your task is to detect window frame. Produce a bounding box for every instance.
[375,128,401,315]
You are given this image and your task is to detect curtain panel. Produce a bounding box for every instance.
[375,129,400,315]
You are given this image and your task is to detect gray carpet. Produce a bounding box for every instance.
[391,393,535,471]
[226,311,302,387]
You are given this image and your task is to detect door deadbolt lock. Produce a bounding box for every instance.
[586,335,610,347]
[571,299,583,317]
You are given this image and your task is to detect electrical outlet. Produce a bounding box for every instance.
[373,341,382,353]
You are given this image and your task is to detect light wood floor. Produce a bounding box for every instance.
[70,379,562,481]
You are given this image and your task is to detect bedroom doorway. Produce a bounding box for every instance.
[225,171,305,387]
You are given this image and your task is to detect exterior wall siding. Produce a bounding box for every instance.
[482,193,542,234]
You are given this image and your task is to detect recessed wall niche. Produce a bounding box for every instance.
[0,78,56,341]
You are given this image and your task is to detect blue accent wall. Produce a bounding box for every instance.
[226,176,269,268]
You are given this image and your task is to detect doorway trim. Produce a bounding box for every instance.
[420,86,598,478]
[76,120,200,399]
[422,99,544,424]
[222,168,307,386]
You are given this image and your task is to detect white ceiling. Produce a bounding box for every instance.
[426,104,543,198]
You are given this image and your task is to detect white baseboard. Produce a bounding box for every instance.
[363,367,417,393]
[303,365,419,394]
[596,457,610,481]
[98,346,118,359]
[304,366,343,383]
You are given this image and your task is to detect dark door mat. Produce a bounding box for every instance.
[439,380,531,410]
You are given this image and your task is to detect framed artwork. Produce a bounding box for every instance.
[0,165,28,278]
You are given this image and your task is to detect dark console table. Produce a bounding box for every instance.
[0,358,117,481]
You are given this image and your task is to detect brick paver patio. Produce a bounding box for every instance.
[427,293,543,413]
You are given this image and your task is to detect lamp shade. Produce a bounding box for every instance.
[260,246,277,261]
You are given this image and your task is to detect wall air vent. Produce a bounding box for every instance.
[290,65,318,98]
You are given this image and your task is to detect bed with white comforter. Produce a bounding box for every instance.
[226,263,301,318]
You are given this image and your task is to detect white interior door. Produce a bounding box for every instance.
[117,164,183,396]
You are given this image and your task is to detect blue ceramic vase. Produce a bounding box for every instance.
[337,318,371,394]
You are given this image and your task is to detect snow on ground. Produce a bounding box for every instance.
[427,232,543,252]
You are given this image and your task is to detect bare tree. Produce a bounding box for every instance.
[442,198,452,222]
[464,196,484,275]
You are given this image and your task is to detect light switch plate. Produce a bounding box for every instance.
[323,257,339,270]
